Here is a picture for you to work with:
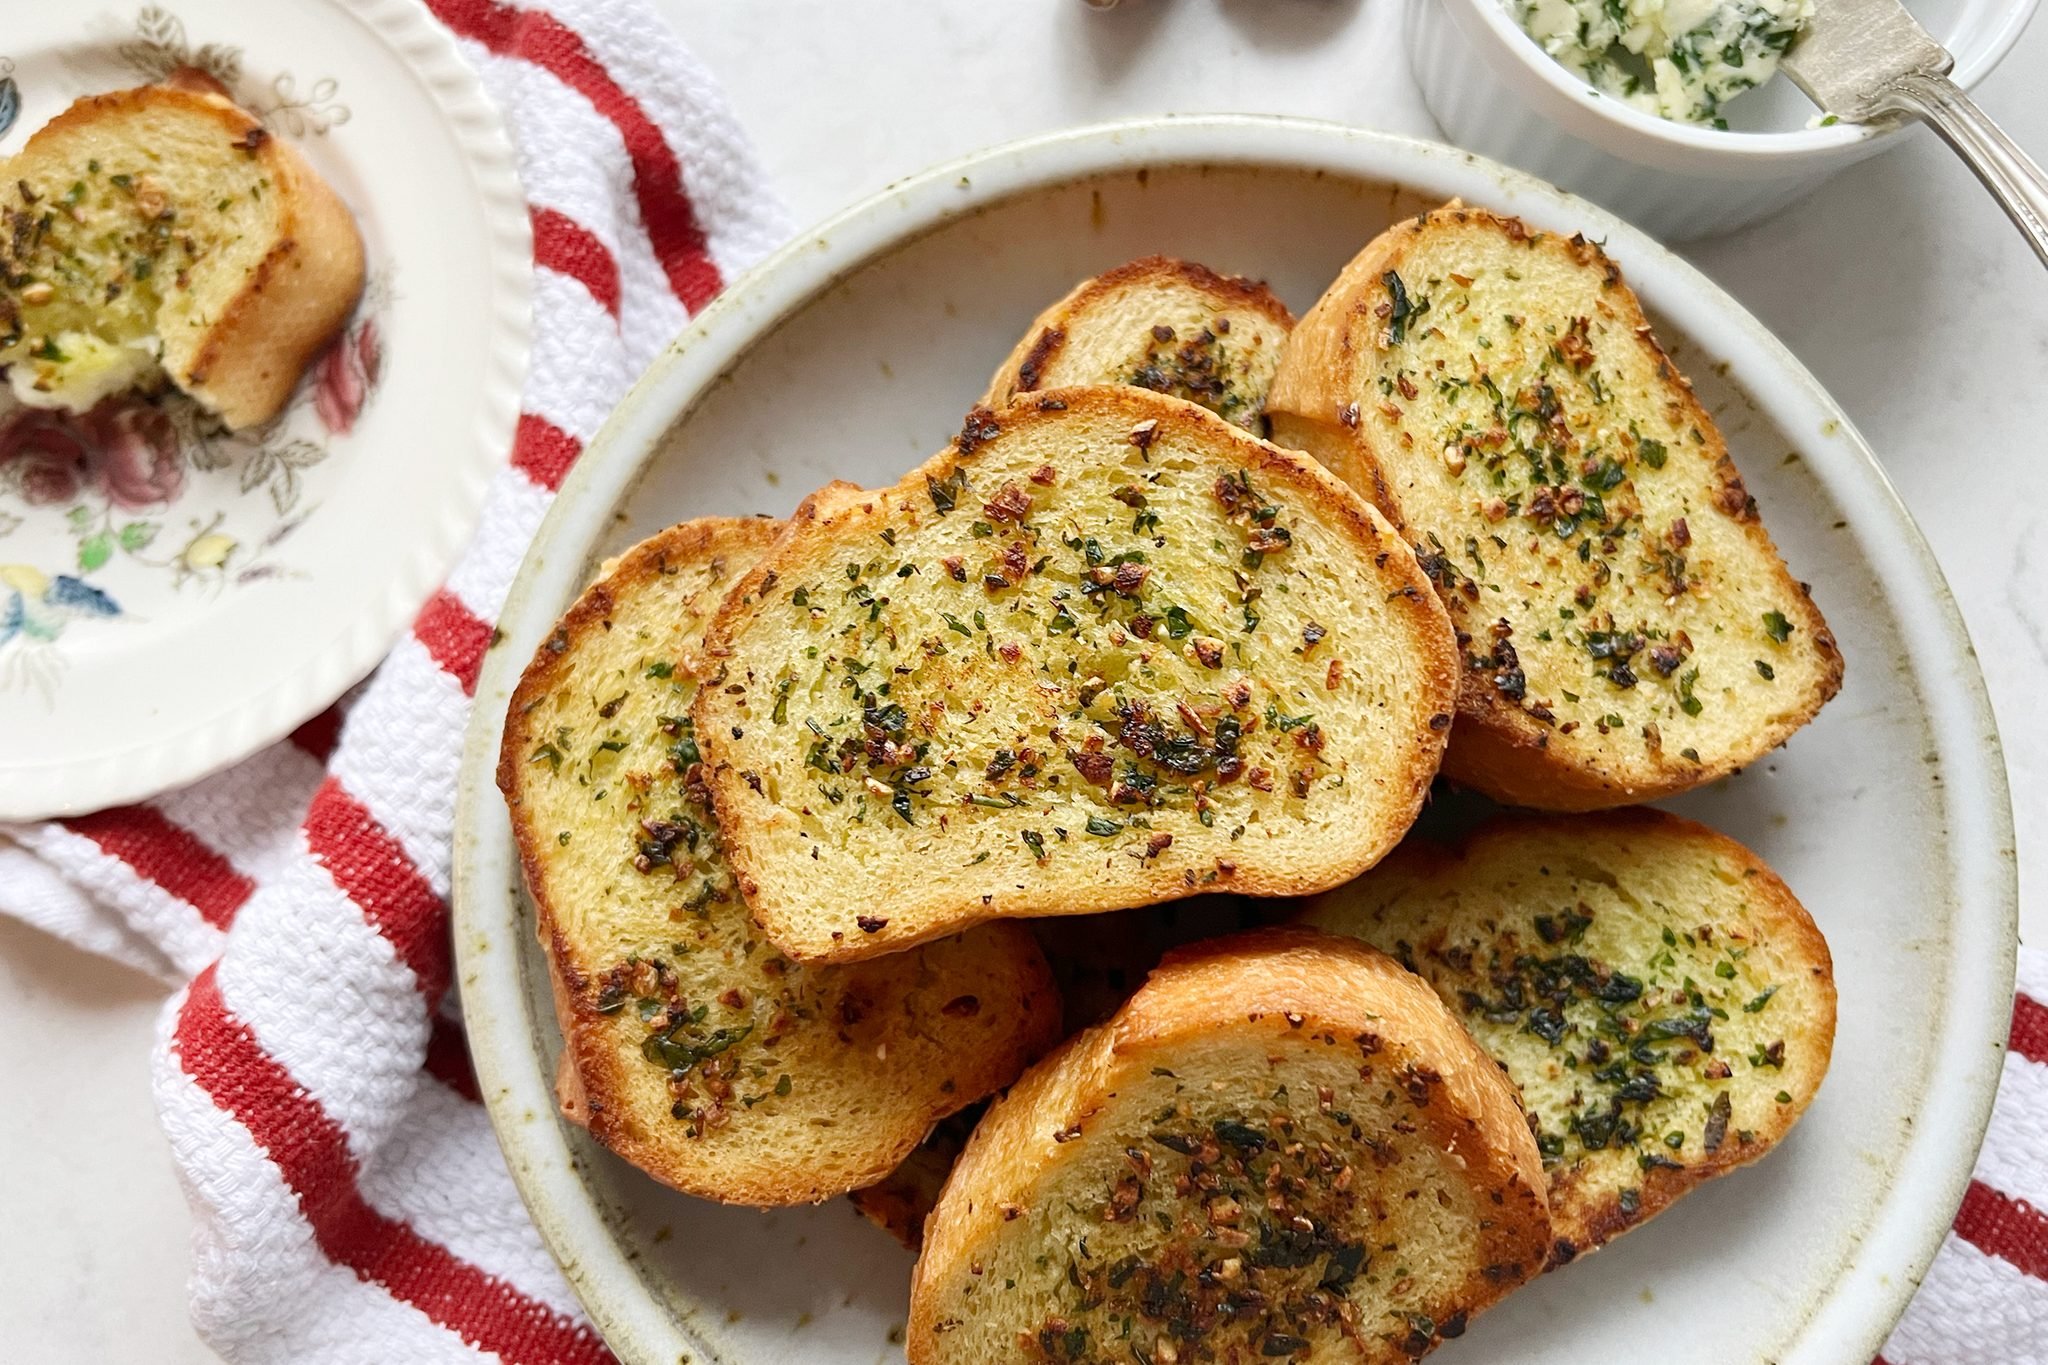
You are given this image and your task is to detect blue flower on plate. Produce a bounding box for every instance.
[0,566,120,648]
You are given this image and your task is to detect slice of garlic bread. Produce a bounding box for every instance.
[498,517,1061,1206]
[0,72,364,428]
[984,256,1295,431]
[1266,207,1841,810]
[907,927,1551,1364]
[1301,809,1835,1265]
[693,387,1458,965]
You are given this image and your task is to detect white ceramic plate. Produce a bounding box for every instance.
[0,0,528,818]
[452,119,2016,1365]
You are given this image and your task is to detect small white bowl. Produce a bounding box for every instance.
[1408,0,2040,239]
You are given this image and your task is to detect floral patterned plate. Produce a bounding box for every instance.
[0,0,528,819]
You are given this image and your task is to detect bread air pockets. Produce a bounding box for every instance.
[1301,809,1835,1265]
[497,517,1061,1206]
[692,386,1459,965]
[1266,205,1841,810]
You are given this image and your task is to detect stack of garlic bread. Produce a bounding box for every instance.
[497,517,1060,1204]
[500,237,1841,1361]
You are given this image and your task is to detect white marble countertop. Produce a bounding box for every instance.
[5,2,2041,1358]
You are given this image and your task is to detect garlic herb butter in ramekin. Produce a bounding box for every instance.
[1509,0,1815,126]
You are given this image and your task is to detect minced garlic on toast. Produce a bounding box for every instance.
[1301,809,1835,1265]
[1266,206,1841,810]
[984,255,1294,432]
[693,386,1458,965]
[497,517,1061,1206]
[0,71,363,428]
[906,927,1551,1364]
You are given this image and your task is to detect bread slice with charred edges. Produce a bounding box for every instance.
[1300,809,1835,1266]
[693,387,1458,965]
[984,256,1295,432]
[906,927,1551,1364]
[497,517,1061,1206]
[1266,206,1841,810]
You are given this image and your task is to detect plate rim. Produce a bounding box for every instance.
[452,114,2017,1365]
[0,0,533,819]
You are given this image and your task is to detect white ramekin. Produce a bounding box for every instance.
[1408,0,2039,239]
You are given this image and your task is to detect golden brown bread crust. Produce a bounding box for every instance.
[908,927,1551,1363]
[174,93,365,428]
[985,255,1297,407]
[1302,808,1836,1267]
[692,387,1460,964]
[18,81,365,429]
[498,517,1062,1205]
[1267,205,1842,811]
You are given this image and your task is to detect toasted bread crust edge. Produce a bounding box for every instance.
[1267,206,1843,811]
[23,83,366,430]
[694,387,1460,964]
[984,255,1297,402]
[1304,808,1837,1264]
[907,927,1551,1363]
[497,517,1062,1205]
[499,519,783,1199]
[180,93,365,429]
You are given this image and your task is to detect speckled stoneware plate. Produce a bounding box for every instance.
[452,118,2015,1365]
[0,0,528,818]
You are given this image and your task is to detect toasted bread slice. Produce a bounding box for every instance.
[907,927,1551,1364]
[1301,809,1835,1265]
[497,517,1062,1206]
[1266,206,1841,809]
[984,256,1295,431]
[693,387,1458,964]
[0,72,364,428]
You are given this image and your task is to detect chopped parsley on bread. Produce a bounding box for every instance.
[1301,809,1835,1265]
[0,70,364,428]
[692,387,1458,965]
[1267,206,1841,809]
[497,517,1061,1206]
[907,927,1551,1364]
[984,256,1295,431]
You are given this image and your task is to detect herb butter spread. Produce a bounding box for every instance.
[1509,0,1814,126]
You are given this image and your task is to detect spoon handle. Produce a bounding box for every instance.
[1875,71,2048,270]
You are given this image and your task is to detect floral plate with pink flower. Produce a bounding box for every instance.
[0,0,528,819]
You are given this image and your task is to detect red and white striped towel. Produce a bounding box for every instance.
[1,0,783,1360]
[0,3,2042,1362]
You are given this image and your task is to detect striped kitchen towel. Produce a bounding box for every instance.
[0,0,784,1360]
[0,3,2044,1363]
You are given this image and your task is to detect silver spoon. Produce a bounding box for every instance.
[1784,0,2048,267]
